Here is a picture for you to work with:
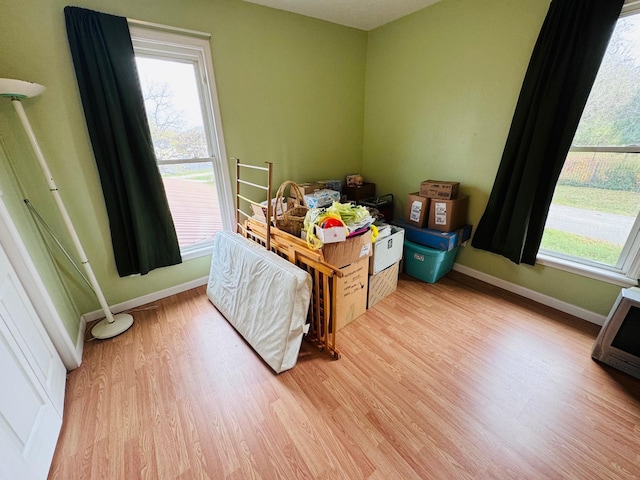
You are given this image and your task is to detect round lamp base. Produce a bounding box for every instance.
[91,313,134,340]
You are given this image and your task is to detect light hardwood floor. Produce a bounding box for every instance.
[49,271,640,479]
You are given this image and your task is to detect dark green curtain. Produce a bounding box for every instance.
[471,0,623,265]
[64,6,181,276]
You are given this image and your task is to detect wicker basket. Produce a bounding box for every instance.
[274,181,308,237]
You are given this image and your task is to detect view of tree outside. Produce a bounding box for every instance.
[573,19,640,148]
[136,56,211,170]
[135,56,220,249]
[541,14,640,267]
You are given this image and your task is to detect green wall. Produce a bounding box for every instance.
[0,0,367,340]
[0,0,626,349]
[362,0,622,315]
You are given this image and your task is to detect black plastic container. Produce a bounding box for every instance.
[358,194,394,221]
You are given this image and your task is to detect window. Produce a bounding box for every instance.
[129,25,234,259]
[539,9,640,285]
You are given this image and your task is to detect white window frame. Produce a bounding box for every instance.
[538,4,640,287]
[128,24,234,260]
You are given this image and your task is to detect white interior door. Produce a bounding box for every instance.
[0,242,66,480]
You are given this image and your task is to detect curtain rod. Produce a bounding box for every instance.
[127,18,211,39]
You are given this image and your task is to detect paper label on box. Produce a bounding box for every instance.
[435,202,447,225]
[409,200,423,222]
[359,243,371,257]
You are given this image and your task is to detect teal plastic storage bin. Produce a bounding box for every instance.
[403,240,459,283]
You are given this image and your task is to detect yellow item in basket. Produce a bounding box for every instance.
[371,224,379,242]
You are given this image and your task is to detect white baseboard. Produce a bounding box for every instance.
[74,317,86,367]
[452,263,607,326]
[81,276,209,323]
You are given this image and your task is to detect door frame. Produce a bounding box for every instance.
[0,188,82,369]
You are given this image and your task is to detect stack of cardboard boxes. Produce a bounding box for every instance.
[323,231,372,331]
[366,224,404,309]
[321,224,406,330]
[394,180,472,283]
[257,177,403,331]
[405,180,468,232]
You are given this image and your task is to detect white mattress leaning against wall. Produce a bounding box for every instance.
[206,230,312,373]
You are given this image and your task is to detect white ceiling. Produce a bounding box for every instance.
[242,0,443,31]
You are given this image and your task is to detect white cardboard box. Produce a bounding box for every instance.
[315,224,347,244]
[369,225,405,274]
[304,189,341,208]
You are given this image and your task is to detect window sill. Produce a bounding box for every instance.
[536,253,638,287]
[180,241,214,262]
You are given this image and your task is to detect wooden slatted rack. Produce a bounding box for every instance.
[234,159,342,359]
[243,218,342,359]
[235,159,272,251]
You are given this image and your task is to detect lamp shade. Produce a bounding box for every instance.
[0,78,45,98]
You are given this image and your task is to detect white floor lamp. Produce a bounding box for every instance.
[0,78,133,339]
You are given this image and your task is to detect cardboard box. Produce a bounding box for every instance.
[428,196,469,232]
[405,193,429,228]
[291,182,324,198]
[322,230,372,269]
[367,262,399,309]
[315,224,347,244]
[420,180,460,199]
[391,219,459,251]
[304,189,341,208]
[369,225,404,274]
[336,258,369,330]
[251,197,289,222]
[344,182,375,201]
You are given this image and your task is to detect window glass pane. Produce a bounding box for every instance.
[160,162,221,248]
[135,56,208,160]
[541,14,640,270]
[573,15,640,148]
[135,55,221,250]
[542,152,640,266]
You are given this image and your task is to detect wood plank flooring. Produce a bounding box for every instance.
[48,271,640,479]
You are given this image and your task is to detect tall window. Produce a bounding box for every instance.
[129,25,233,259]
[540,10,640,282]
